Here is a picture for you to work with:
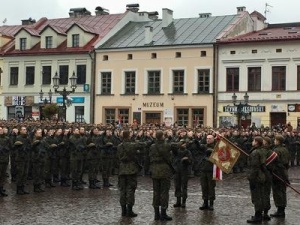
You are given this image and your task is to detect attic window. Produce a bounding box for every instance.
[252,49,257,54]
[127,54,133,60]
[151,53,157,59]
[259,32,270,36]
[176,52,181,58]
[103,55,108,61]
[276,49,282,53]
[230,51,236,55]
[201,51,207,57]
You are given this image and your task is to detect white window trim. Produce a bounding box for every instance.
[98,70,113,95]
[122,69,138,94]
[144,68,163,94]
[194,66,212,94]
[169,67,186,94]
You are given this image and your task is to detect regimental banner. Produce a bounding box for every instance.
[209,136,241,174]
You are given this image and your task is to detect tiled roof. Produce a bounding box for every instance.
[0,13,126,55]
[218,23,300,43]
[99,15,238,49]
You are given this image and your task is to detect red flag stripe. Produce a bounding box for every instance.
[266,152,278,166]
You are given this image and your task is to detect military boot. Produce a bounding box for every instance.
[154,207,160,220]
[22,185,29,194]
[34,184,41,193]
[72,181,80,190]
[199,200,209,210]
[208,200,214,211]
[126,205,137,217]
[0,186,8,197]
[247,211,262,223]
[262,210,271,221]
[160,208,172,221]
[121,205,127,217]
[270,207,285,218]
[89,180,97,189]
[181,198,187,208]
[16,186,25,195]
[45,179,56,188]
[61,178,71,187]
[173,197,181,207]
[103,178,109,187]
[38,184,45,192]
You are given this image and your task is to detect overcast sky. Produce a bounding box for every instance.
[1,0,299,25]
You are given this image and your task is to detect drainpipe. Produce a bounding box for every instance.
[213,43,219,128]
[88,50,96,124]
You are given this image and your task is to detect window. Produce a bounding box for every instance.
[177,108,188,126]
[176,52,181,58]
[252,49,257,54]
[45,36,53,48]
[124,71,136,94]
[10,67,19,85]
[192,108,204,126]
[76,65,86,85]
[297,66,300,90]
[105,108,115,124]
[103,55,108,61]
[127,54,133,60]
[118,109,129,124]
[20,38,26,50]
[101,72,111,94]
[151,53,157,59]
[272,66,286,91]
[198,69,210,93]
[26,66,35,85]
[148,71,160,94]
[75,106,85,122]
[42,66,51,85]
[173,70,184,93]
[230,51,236,55]
[59,65,69,85]
[72,34,79,47]
[200,51,207,57]
[276,49,282,53]
[248,67,261,91]
[226,68,239,92]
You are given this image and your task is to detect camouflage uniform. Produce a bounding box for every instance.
[0,133,11,196]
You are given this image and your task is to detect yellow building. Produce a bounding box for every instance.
[95,7,258,127]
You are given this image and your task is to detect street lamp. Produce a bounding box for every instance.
[52,71,77,121]
[39,89,53,104]
[232,92,249,128]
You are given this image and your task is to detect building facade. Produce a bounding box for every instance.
[217,22,300,128]
[95,7,260,127]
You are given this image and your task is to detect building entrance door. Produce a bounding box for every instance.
[270,112,286,128]
[145,112,161,124]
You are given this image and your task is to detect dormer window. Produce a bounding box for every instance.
[45,36,53,49]
[20,38,26,50]
[72,34,79,47]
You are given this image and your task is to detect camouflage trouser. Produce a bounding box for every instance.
[71,159,83,182]
[249,181,264,212]
[16,160,29,186]
[44,158,52,180]
[10,154,17,179]
[0,162,8,186]
[119,174,137,206]
[174,169,189,199]
[102,158,113,179]
[32,161,45,185]
[263,180,272,211]
[272,178,287,207]
[200,172,216,200]
[152,178,171,209]
[88,159,99,180]
[60,157,69,180]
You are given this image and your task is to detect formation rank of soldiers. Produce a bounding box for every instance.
[0,120,298,223]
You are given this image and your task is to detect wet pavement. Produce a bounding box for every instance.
[1,167,300,225]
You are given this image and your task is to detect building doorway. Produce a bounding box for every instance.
[145,112,161,124]
[270,112,286,128]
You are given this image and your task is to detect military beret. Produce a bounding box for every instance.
[87,143,96,148]
[14,141,23,146]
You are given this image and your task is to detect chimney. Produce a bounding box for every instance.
[162,8,173,28]
[199,13,212,18]
[69,8,91,18]
[237,6,246,14]
[145,26,153,45]
[148,11,159,20]
[95,6,109,15]
[126,3,139,12]
[21,17,36,25]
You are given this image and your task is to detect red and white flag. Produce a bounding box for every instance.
[213,164,223,180]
